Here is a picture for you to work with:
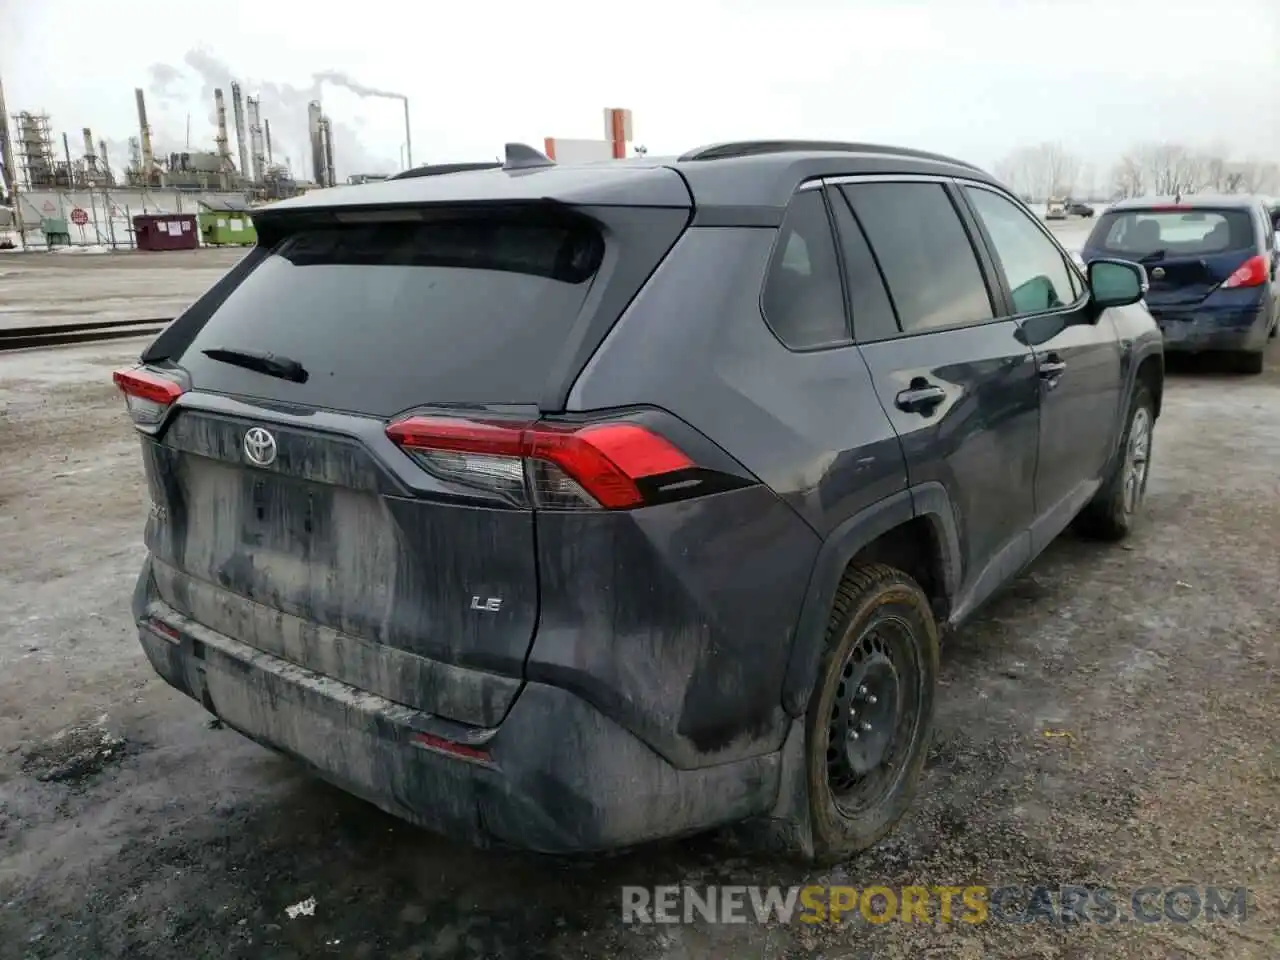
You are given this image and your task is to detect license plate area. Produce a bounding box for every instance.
[240,472,338,564]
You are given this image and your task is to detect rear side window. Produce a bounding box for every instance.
[176,216,604,416]
[1088,208,1255,257]
[841,183,994,334]
[964,186,1079,315]
[761,191,849,349]
[828,191,899,342]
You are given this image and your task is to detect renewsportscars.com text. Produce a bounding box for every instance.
[621,884,1249,926]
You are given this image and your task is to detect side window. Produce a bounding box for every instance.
[761,191,849,350]
[841,182,994,334]
[964,186,1080,315]
[828,191,900,342]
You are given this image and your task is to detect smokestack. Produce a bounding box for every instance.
[307,100,324,185]
[213,88,231,169]
[264,118,273,165]
[402,97,412,169]
[82,127,97,174]
[99,139,111,183]
[0,75,15,201]
[320,117,336,187]
[246,96,265,183]
[135,88,155,185]
[230,81,249,178]
[62,131,73,186]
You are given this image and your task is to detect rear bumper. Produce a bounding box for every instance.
[132,560,780,853]
[1151,305,1270,354]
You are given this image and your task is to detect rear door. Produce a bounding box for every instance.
[136,204,688,727]
[833,177,1041,622]
[959,183,1121,551]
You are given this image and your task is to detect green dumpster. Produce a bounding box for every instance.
[197,198,258,246]
[41,216,71,248]
[197,210,256,246]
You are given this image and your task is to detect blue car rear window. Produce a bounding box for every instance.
[1088,209,1255,257]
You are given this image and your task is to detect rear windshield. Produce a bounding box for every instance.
[1088,208,1254,257]
[177,216,604,416]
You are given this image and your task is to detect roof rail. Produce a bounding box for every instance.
[678,140,983,172]
[503,142,555,171]
[388,161,502,181]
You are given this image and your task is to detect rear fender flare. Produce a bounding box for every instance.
[781,484,961,717]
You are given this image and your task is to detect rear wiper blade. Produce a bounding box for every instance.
[201,347,309,383]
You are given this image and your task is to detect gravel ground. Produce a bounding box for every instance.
[0,249,246,330]
[0,248,1276,959]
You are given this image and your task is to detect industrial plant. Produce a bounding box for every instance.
[0,72,410,208]
[1,85,311,201]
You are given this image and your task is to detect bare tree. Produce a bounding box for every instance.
[1041,142,1080,198]
[1199,152,1229,192]
[995,142,1082,201]
[1133,143,1204,197]
[1236,160,1280,195]
[1111,153,1145,199]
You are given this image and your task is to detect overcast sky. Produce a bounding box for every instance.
[3,0,1278,183]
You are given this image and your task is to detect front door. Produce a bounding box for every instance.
[959,183,1123,553]
[832,179,1041,622]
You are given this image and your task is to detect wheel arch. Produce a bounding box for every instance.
[781,484,961,717]
[1135,351,1164,418]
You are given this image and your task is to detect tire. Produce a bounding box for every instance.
[1233,350,1264,374]
[1075,382,1155,541]
[804,563,939,865]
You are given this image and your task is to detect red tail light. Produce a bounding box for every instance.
[386,416,695,510]
[1220,255,1268,290]
[112,368,185,425]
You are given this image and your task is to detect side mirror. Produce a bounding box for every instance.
[1088,259,1146,308]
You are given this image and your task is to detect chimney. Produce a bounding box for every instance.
[135,88,155,185]
[307,100,324,185]
[62,131,73,187]
[230,82,249,178]
[320,117,336,187]
[402,97,412,170]
[82,127,98,176]
[264,118,273,166]
[213,88,232,169]
[99,138,112,184]
[246,96,265,183]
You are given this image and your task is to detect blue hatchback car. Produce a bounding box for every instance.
[1082,196,1280,372]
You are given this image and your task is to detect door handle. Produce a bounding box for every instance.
[894,379,947,415]
[1038,353,1067,378]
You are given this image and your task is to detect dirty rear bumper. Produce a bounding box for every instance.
[132,560,780,853]
[1152,305,1270,355]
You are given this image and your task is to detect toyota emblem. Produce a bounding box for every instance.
[243,427,278,467]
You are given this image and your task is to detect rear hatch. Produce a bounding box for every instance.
[123,192,690,727]
[1084,206,1258,308]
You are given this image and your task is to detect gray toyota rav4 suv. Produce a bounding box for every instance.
[115,141,1163,863]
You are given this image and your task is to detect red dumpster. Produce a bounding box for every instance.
[133,213,199,251]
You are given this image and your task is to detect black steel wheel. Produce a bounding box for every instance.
[805,563,939,863]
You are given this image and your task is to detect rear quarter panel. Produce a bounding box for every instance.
[551,226,910,767]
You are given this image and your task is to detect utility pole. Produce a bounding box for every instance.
[0,70,16,203]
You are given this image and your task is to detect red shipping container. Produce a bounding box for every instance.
[133,214,199,251]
